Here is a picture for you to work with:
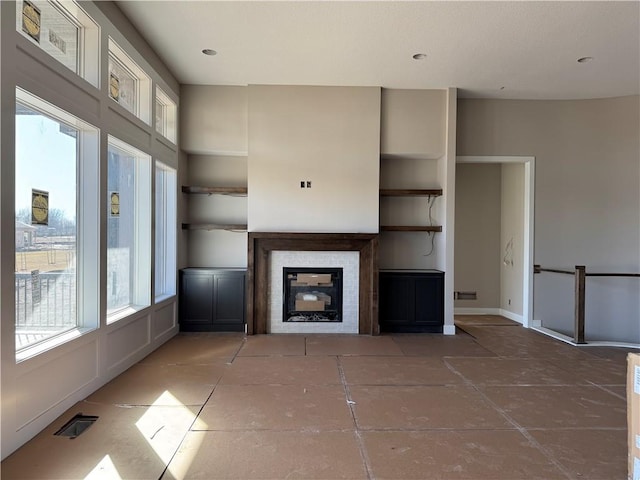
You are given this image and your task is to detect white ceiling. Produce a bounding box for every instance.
[116,1,640,99]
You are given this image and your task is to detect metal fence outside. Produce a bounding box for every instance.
[15,271,76,330]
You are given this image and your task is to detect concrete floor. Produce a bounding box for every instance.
[1,320,631,479]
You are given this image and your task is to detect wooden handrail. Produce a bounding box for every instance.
[534,265,640,277]
[534,266,574,275]
[533,264,639,344]
[586,272,640,277]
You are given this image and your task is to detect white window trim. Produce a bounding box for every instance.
[155,86,177,143]
[106,135,151,324]
[15,87,100,361]
[108,37,151,125]
[16,0,101,87]
[16,327,93,363]
[154,160,177,301]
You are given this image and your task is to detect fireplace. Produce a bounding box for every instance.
[283,268,343,323]
[247,232,379,334]
[270,251,357,333]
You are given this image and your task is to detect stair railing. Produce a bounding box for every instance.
[534,265,640,344]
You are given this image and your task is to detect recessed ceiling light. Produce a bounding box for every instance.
[202,49,217,56]
[412,53,427,60]
[577,56,593,63]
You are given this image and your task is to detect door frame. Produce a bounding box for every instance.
[455,156,535,328]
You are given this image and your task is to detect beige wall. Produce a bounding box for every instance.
[381,89,446,157]
[179,86,451,265]
[186,155,248,267]
[500,163,525,316]
[180,85,248,155]
[458,96,640,342]
[177,149,189,269]
[378,89,448,270]
[454,163,501,308]
[180,86,249,266]
[248,85,381,233]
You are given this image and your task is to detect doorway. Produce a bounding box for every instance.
[454,156,535,328]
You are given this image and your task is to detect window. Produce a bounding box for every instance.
[155,86,177,143]
[16,0,100,86]
[107,137,151,322]
[154,162,177,301]
[108,38,151,124]
[15,88,99,358]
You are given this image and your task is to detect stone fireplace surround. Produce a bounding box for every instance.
[271,253,356,334]
[247,232,379,335]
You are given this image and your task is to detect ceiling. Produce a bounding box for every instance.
[116,1,640,100]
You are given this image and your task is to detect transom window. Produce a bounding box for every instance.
[15,0,100,86]
[108,38,151,124]
[155,86,177,143]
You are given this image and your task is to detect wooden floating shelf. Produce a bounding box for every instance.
[380,189,443,197]
[182,186,248,196]
[381,225,442,232]
[182,223,248,231]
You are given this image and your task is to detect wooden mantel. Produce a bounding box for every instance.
[247,232,379,335]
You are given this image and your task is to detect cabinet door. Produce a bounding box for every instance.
[379,274,415,324]
[414,276,444,325]
[181,274,213,324]
[379,272,444,332]
[213,273,246,327]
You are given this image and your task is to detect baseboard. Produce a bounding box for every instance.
[454,308,501,315]
[443,324,456,335]
[532,319,542,327]
[532,325,640,349]
[499,309,524,325]
[531,325,575,345]
[454,307,524,325]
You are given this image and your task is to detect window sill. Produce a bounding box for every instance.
[16,327,95,363]
[154,293,176,304]
[106,304,149,325]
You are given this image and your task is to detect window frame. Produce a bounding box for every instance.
[154,161,177,302]
[155,86,177,144]
[108,37,152,125]
[15,0,101,87]
[15,87,100,362]
[7,1,180,364]
[106,135,152,324]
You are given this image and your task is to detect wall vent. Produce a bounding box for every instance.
[54,413,98,439]
[454,291,477,300]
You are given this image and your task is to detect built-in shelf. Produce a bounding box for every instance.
[379,189,443,233]
[380,189,443,197]
[182,223,248,231]
[380,153,442,161]
[182,186,248,196]
[182,186,248,232]
[380,225,442,232]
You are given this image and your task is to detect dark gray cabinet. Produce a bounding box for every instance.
[179,268,246,332]
[379,270,444,333]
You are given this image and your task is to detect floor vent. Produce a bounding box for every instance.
[54,414,99,439]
